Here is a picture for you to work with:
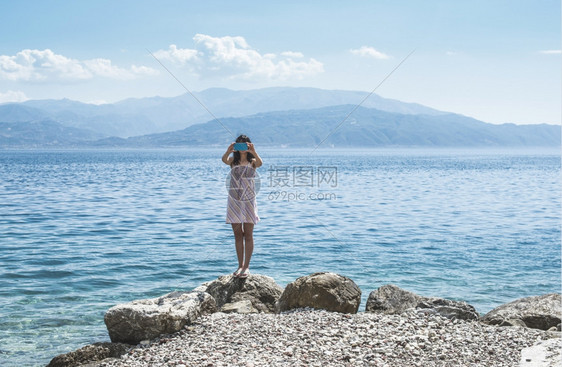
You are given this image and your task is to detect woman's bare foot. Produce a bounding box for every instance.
[238,268,250,278]
[233,268,243,277]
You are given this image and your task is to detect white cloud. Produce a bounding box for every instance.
[152,34,324,80]
[539,50,561,55]
[153,44,199,63]
[0,48,159,82]
[0,90,28,103]
[131,65,160,76]
[446,51,458,56]
[83,58,132,79]
[280,51,304,58]
[83,59,159,80]
[0,49,91,81]
[350,46,390,60]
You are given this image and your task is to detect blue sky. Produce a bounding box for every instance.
[0,0,560,125]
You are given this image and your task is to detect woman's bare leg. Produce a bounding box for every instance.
[231,223,244,269]
[242,222,254,270]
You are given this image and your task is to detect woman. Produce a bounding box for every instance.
[222,135,263,278]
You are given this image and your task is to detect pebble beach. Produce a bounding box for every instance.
[98,308,558,367]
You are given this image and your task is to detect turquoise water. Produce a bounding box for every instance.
[0,148,560,366]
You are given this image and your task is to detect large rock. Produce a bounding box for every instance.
[199,273,283,313]
[482,294,561,330]
[104,291,216,344]
[221,300,258,314]
[366,284,419,314]
[275,272,361,314]
[365,284,479,320]
[47,342,130,367]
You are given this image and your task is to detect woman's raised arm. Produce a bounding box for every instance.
[222,143,235,165]
[247,143,263,168]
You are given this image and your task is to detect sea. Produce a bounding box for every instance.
[0,148,560,366]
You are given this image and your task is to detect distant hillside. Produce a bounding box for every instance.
[0,120,106,148]
[0,104,47,122]
[1,88,559,148]
[98,105,561,148]
[0,102,156,138]
[0,87,449,138]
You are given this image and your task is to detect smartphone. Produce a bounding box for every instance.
[234,142,248,151]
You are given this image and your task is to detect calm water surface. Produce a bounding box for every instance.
[0,148,560,366]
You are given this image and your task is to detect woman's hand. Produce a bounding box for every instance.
[247,143,263,168]
[222,143,235,165]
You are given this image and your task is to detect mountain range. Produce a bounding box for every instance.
[0,87,559,148]
[92,105,560,148]
[0,87,446,138]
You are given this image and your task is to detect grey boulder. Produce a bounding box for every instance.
[365,284,479,320]
[104,291,216,344]
[275,272,361,314]
[481,293,561,330]
[221,300,258,314]
[47,342,130,367]
[199,273,283,313]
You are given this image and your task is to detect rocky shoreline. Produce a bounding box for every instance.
[47,272,562,367]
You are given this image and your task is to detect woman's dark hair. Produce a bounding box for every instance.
[232,134,255,166]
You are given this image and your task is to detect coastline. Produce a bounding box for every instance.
[47,273,562,367]
[97,309,557,367]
